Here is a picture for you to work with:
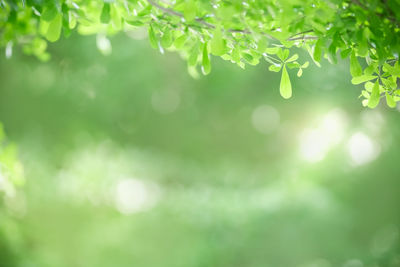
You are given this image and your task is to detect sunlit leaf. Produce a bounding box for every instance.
[280,65,292,99]
[210,28,226,56]
[297,68,303,77]
[351,75,377,85]
[269,64,281,72]
[350,51,362,77]
[45,14,62,42]
[148,26,158,49]
[286,54,298,63]
[367,81,380,108]
[201,43,211,75]
[184,1,196,21]
[313,39,323,63]
[386,93,396,108]
[161,29,173,48]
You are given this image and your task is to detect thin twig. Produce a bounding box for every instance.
[287,35,318,41]
[288,30,314,39]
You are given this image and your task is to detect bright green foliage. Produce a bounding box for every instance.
[0,0,400,107]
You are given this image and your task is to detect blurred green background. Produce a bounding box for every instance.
[0,32,399,267]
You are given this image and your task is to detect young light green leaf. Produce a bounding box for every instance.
[313,39,323,62]
[286,54,298,63]
[188,44,199,66]
[286,62,300,69]
[184,1,196,21]
[148,26,158,49]
[268,64,281,72]
[302,61,309,68]
[361,90,370,99]
[277,49,289,61]
[210,28,226,56]
[351,75,377,85]
[350,51,362,77]
[161,29,173,48]
[297,68,303,77]
[386,93,396,108]
[367,81,380,108]
[231,47,240,63]
[126,20,144,27]
[174,34,187,49]
[100,3,111,24]
[364,81,374,92]
[265,47,279,55]
[45,14,62,42]
[201,43,211,75]
[280,65,292,99]
[257,38,268,53]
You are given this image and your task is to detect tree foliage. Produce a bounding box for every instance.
[1,0,400,107]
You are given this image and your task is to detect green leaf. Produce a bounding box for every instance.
[340,48,352,59]
[265,47,279,55]
[231,48,240,63]
[100,3,111,24]
[350,51,362,77]
[302,61,309,68]
[148,26,158,49]
[383,63,400,76]
[313,39,323,62]
[41,5,59,22]
[188,44,199,66]
[297,68,303,77]
[367,81,380,108]
[210,28,226,56]
[201,43,211,75]
[286,62,300,69]
[277,49,289,61]
[62,4,71,38]
[280,65,292,99]
[184,1,196,21]
[257,38,268,53]
[268,64,281,72]
[45,14,62,42]
[126,20,145,27]
[174,34,187,49]
[386,92,396,108]
[351,75,377,85]
[364,81,374,92]
[161,29,173,48]
[364,63,378,75]
[361,90,370,99]
[286,54,298,63]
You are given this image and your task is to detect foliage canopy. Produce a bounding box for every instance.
[1,0,400,107]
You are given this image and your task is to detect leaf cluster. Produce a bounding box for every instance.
[1,0,399,106]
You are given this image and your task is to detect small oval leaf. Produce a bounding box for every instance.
[46,14,62,42]
[280,65,292,99]
[367,81,380,108]
[201,43,211,75]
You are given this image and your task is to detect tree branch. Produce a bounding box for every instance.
[146,0,306,42]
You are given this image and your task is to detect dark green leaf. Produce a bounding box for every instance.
[100,3,111,24]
